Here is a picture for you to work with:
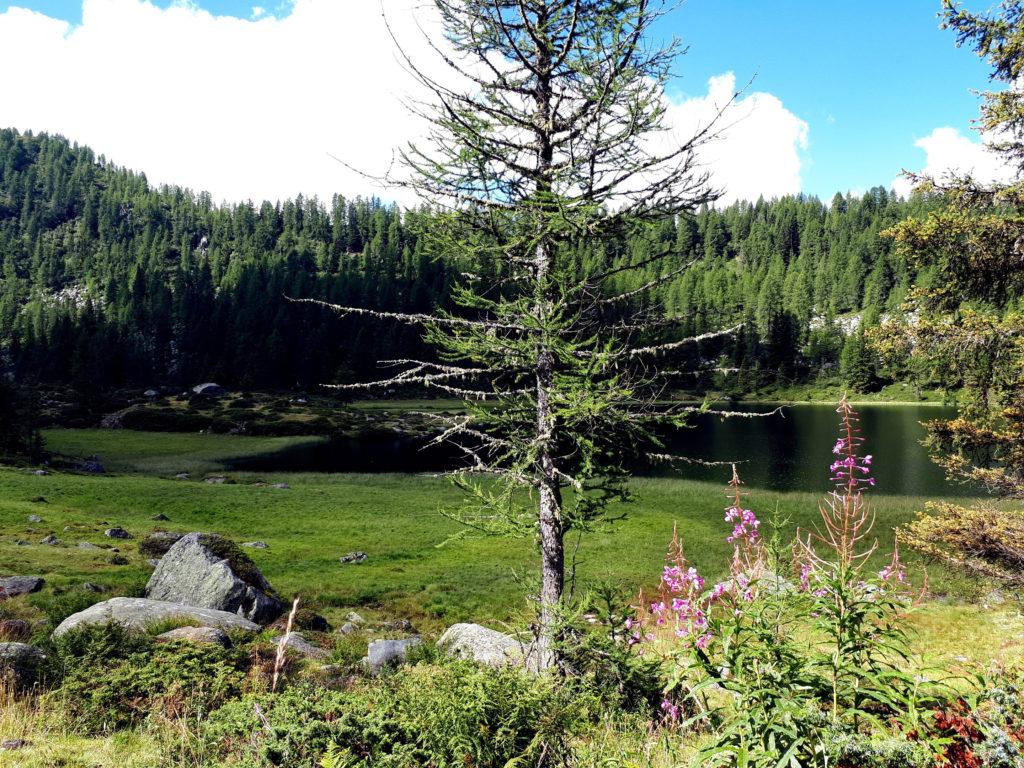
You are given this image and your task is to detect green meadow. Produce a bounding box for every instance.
[0,429,1004,643]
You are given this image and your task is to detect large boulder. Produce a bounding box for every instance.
[52,597,259,637]
[438,623,537,670]
[145,533,282,624]
[192,382,228,398]
[0,576,44,599]
[0,642,46,687]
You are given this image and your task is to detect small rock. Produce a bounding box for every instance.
[0,577,45,599]
[144,389,159,398]
[339,551,368,564]
[0,642,46,687]
[272,483,290,490]
[81,582,104,593]
[241,541,268,549]
[110,554,129,565]
[14,540,29,547]
[366,637,422,673]
[1,739,28,751]
[78,542,101,550]
[345,611,365,625]
[0,619,32,642]
[27,514,42,523]
[63,526,71,532]
[40,534,60,546]
[275,632,330,660]
[105,527,133,540]
[32,469,49,476]
[379,619,415,632]
[156,626,231,648]
[151,513,171,521]
[81,458,105,474]
[204,476,227,485]
[174,473,190,481]
[984,589,1007,607]
[338,622,358,635]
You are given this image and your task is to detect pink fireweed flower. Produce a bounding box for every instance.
[695,632,712,650]
[661,699,680,722]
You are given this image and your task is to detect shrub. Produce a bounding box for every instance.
[47,625,249,733]
[201,662,598,768]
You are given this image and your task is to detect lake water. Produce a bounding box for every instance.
[228,403,963,496]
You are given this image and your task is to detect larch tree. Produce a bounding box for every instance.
[874,0,1024,585]
[299,0,745,668]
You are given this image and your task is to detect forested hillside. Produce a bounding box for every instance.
[0,128,939,394]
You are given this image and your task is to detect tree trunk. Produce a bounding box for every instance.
[535,344,564,670]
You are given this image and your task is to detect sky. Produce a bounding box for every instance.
[0,0,1013,207]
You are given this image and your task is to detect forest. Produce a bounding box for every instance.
[0,128,943,397]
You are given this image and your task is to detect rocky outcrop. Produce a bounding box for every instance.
[52,597,259,637]
[437,623,536,670]
[145,533,282,624]
[0,576,44,599]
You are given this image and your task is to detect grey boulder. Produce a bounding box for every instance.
[366,637,422,673]
[105,527,133,540]
[0,642,46,687]
[52,597,259,637]
[339,551,368,564]
[145,533,282,624]
[438,623,536,669]
[156,626,231,648]
[27,514,42,523]
[0,576,44,599]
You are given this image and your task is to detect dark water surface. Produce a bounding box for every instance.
[227,404,963,496]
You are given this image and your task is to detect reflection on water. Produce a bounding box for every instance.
[650,404,961,495]
[227,404,966,496]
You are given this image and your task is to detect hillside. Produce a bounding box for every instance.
[0,128,940,396]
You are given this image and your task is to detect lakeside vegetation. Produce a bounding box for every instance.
[3,0,1024,765]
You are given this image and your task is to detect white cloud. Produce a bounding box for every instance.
[0,0,809,208]
[892,126,1017,197]
[663,73,809,205]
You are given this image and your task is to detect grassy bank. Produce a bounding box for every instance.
[0,430,993,630]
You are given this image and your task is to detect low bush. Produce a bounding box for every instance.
[46,625,249,733]
[201,661,599,768]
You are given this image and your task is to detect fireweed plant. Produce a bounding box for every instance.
[631,399,930,767]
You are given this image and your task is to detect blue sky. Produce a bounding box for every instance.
[0,0,1003,204]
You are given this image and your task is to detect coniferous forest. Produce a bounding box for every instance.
[0,128,944,396]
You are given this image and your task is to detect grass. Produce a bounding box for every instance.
[3,428,1023,766]
[42,429,327,475]
[0,429,1004,634]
